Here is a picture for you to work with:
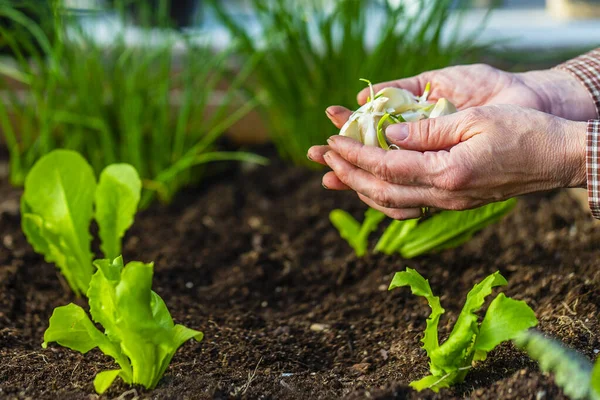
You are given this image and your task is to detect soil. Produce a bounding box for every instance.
[1,149,600,400]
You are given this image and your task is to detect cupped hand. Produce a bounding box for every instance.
[308,105,587,219]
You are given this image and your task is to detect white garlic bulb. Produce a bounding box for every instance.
[339,80,457,150]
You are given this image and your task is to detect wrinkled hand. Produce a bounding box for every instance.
[308,105,587,220]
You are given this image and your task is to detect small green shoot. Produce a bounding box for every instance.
[514,330,600,400]
[43,256,203,394]
[21,150,141,295]
[389,268,537,392]
[376,113,393,150]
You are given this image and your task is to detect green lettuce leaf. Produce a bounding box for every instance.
[399,199,517,259]
[514,330,600,400]
[375,218,418,254]
[389,268,445,362]
[95,164,141,260]
[591,359,600,399]
[390,268,537,393]
[43,257,203,393]
[473,293,538,361]
[21,150,96,296]
[330,208,385,256]
[93,370,123,394]
[42,303,123,362]
[430,271,507,373]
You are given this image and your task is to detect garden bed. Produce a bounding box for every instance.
[1,149,600,399]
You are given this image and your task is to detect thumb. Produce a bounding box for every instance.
[385,112,471,151]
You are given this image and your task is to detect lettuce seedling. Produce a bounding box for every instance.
[21,150,141,295]
[43,256,203,394]
[377,198,517,258]
[329,208,386,256]
[389,268,537,392]
[515,330,600,400]
[331,199,516,259]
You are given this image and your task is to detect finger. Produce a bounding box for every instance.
[357,193,422,220]
[326,106,353,129]
[385,109,480,152]
[322,171,350,190]
[323,150,431,208]
[307,145,330,165]
[357,74,430,105]
[326,135,442,187]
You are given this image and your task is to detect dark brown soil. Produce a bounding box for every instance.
[1,151,600,400]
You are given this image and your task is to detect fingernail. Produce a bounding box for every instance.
[307,153,313,161]
[386,124,409,142]
[322,182,329,189]
[326,137,334,145]
[325,109,333,117]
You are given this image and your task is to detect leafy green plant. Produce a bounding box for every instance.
[43,256,203,394]
[514,330,600,400]
[329,207,386,257]
[209,0,485,166]
[0,1,267,206]
[389,268,537,392]
[21,149,141,295]
[331,199,516,258]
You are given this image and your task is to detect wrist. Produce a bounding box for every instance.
[518,69,598,121]
[561,120,588,188]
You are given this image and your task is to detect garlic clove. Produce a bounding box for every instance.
[428,98,457,118]
[339,118,362,142]
[375,87,417,113]
[362,114,380,147]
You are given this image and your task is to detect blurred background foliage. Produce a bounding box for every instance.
[210,0,486,167]
[0,0,266,207]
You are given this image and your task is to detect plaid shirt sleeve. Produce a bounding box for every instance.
[555,48,600,219]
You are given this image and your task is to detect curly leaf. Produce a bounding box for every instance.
[22,150,96,295]
[96,164,141,260]
[389,268,445,359]
[42,303,122,359]
[515,330,599,400]
[410,370,462,393]
[473,293,538,361]
[430,271,507,373]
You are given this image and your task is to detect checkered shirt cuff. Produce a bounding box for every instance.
[556,49,600,218]
[588,120,600,219]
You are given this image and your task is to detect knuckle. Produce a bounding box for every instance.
[346,144,363,166]
[371,186,393,208]
[434,163,472,192]
[373,158,393,182]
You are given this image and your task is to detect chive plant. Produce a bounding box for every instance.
[0,0,267,207]
[210,0,486,167]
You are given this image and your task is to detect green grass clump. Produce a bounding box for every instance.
[210,0,486,167]
[0,0,267,207]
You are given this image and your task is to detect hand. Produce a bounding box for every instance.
[308,105,587,219]
[322,64,596,134]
